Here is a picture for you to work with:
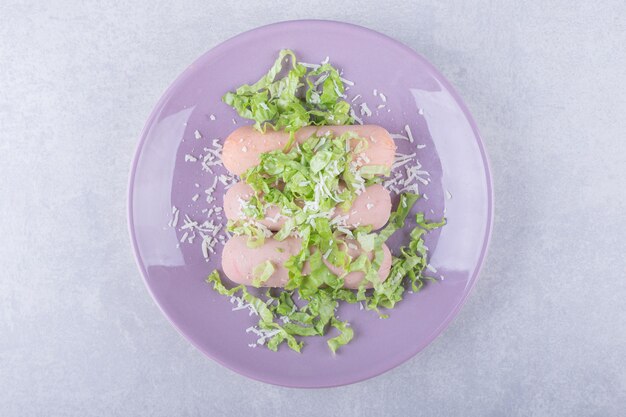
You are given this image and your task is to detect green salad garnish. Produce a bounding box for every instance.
[223,49,354,148]
[209,50,445,353]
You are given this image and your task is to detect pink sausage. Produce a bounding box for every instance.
[221,236,392,289]
[223,182,392,231]
[222,125,396,175]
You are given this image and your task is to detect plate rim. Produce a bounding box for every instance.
[127,19,494,388]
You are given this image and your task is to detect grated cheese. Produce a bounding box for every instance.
[169,206,180,228]
[246,326,281,346]
[391,133,410,141]
[329,214,348,226]
[266,212,282,224]
[404,124,414,143]
[336,226,354,237]
[204,177,218,204]
[359,102,372,117]
[349,108,363,125]
[386,148,433,197]
[339,76,354,86]
[201,141,223,173]
[333,84,344,98]
[232,297,259,316]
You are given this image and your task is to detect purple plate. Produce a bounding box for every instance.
[128,20,493,388]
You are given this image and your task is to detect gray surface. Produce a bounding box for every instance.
[1,1,625,415]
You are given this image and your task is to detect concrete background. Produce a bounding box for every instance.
[1,1,625,416]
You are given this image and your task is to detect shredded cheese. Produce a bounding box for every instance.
[349,108,363,125]
[404,124,414,143]
[168,206,180,228]
[339,76,354,86]
[359,102,372,117]
[391,133,410,141]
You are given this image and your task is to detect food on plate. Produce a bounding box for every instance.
[222,236,392,289]
[223,182,392,231]
[222,125,396,176]
[191,49,445,353]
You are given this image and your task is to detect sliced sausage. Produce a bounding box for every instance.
[222,125,396,175]
[221,236,392,289]
[223,182,391,231]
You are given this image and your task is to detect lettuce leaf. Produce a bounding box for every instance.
[252,260,275,287]
[327,318,354,354]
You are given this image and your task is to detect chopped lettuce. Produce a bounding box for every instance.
[327,318,354,354]
[358,164,391,178]
[223,49,353,138]
[252,260,275,287]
